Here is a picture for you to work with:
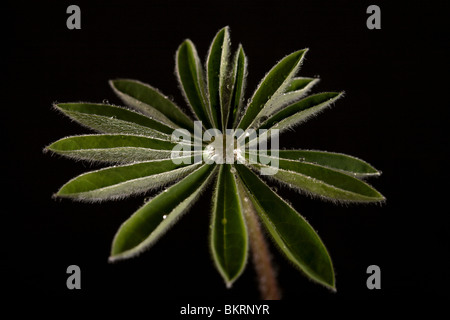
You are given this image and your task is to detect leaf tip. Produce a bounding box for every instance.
[225,280,234,289]
[53,189,67,200]
[179,38,194,50]
[220,25,230,33]
[364,183,386,203]
[52,102,72,114]
[108,79,117,88]
[293,48,309,61]
[108,255,119,264]
[317,272,336,292]
[220,273,239,289]
[52,102,61,111]
[377,193,387,203]
[51,191,61,200]
[108,243,131,263]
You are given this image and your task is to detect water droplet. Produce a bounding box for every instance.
[230,166,236,173]
[298,157,305,161]
[103,99,109,104]
[244,197,249,202]
[272,187,278,192]
[163,215,167,220]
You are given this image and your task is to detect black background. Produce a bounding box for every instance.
[2,0,448,310]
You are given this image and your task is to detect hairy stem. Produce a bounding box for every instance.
[245,204,281,300]
[237,178,281,300]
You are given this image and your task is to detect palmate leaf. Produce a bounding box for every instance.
[46,26,385,296]
[235,164,335,290]
[109,79,194,131]
[110,164,217,262]
[54,103,174,139]
[211,165,248,287]
[45,134,185,163]
[56,157,199,201]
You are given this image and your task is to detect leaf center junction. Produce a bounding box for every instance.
[204,134,243,164]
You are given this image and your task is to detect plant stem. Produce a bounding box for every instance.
[237,179,281,300]
[245,204,281,300]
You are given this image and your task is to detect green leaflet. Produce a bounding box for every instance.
[237,49,308,131]
[256,77,320,120]
[45,134,183,163]
[277,149,380,177]
[258,92,343,136]
[56,157,199,201]
[229,45,247,129]
[46,26,386,294]
[55,103,174,139]
[211,165,248,287]
[252,156,384,202]
[176,40,213,129]
[109,79,194,131]
[286,77,319,92]
[235,164,335,290]
[206,26,231,130]
[109,164,217,261]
